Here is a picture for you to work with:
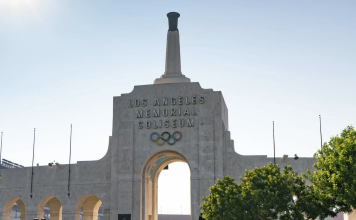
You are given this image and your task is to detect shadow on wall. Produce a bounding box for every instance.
[158,215,190,220]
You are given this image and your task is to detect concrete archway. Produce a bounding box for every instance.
[75,195,102,220]
[2,198,25,220]
[141,150,191,220]
[37,196,62,220]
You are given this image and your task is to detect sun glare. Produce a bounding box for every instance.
[0,0,44,14]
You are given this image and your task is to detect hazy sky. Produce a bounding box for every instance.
[0,0,355,214]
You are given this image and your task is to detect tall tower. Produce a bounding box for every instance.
[154,12,191,84]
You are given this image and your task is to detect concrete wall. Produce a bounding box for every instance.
[0,82,319,220]
[0,139,112,220]
[158,215,190,220]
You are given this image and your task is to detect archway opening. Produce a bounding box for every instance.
[37,196,62,220]
[2,198,25,220]
[44,204,50,220]
[158,162,191,216]
[75,195,102,220]
[142,150,191,220]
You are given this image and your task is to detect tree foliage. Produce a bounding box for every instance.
[199,176,246,220]
[240,163,307,220]
[304,125,356,215]
[201,126,356,220]
[201,163,312,220]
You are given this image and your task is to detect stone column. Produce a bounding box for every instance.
[61,199,77,220]
[102,207,111,220]
[132,178,141,220]
[191,177,200,220]
[26,213,38,220]
[62,212,76,220]
[116,121,134,217]
[165,30,182,76]
[154,12,190,84]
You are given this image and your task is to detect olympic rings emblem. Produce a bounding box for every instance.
[150,131,182,146]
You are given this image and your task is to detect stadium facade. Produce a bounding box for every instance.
[0,12,332,220]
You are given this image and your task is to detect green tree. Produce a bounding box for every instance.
[200,163,314,220]
[200,176,247,220]
[304,125,356,216]
[240,163,307,220]
[295,184,336,220]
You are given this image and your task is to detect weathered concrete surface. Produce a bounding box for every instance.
[154,27,190,84]
[158,214,190,220]
[0,11,324,220]
[0,82,317,220]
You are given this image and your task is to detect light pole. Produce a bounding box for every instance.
[273,121,276,164]
[319,115,323,149]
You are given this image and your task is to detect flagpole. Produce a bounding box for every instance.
[273,121,276,164]
[0,132,3,167]
[30,128,36,199]
[319,115,322,149]
[68,124,72,198]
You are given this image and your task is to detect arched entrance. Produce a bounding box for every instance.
[75,195,102,220]
[2,198,25,220]
[37,196,62,220]
[158,162,190,215]
[141,150,190,220]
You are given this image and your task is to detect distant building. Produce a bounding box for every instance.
[0,159,24,169]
